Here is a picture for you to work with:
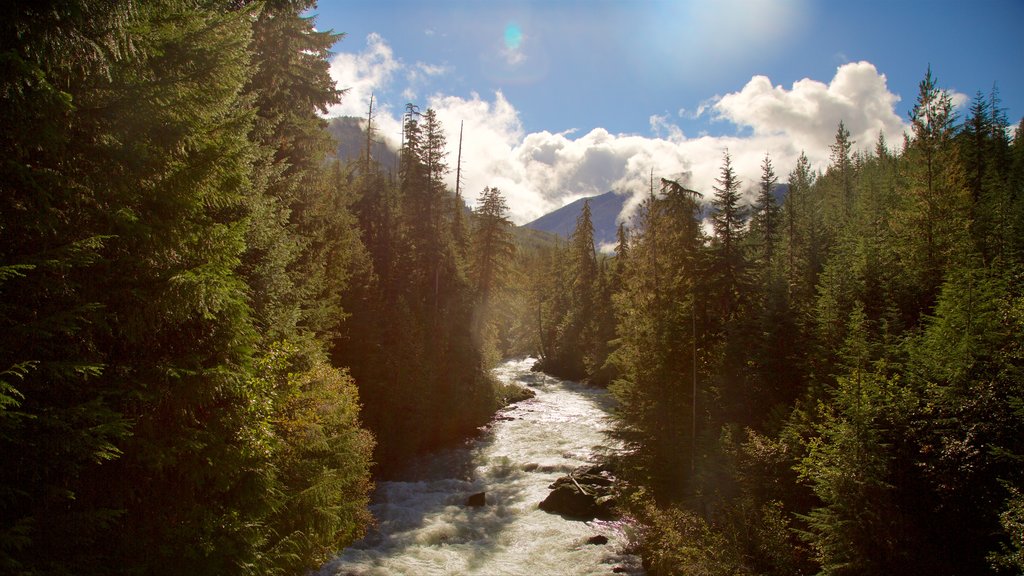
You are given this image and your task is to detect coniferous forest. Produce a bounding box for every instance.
[522,76,1024,574]
[2,2,1023,575]
[1,1,516,573]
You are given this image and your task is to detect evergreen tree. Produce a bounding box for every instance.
[898,66,968,311]
[0,3,376,572]
[610,180,705,498]
[543,200,599,379]
[827,121,855,224]
[471,186,515,307]
[1,4,267,572]
[709,149,749,321]
[470,186,516,362]
[242,3,374,571]
[750,152,780,266]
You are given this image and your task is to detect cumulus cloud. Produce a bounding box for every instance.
[325,33,406,147]
[713,61,906,156]
[327,36,913,226]
[326,33,399,119]
[649,114,686,142]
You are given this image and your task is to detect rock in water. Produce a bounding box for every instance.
[538,465,618,520]
[466,492,486,507]
[586,535,608,545]
[539,484,598,518]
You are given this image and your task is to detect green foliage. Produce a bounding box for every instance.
[336,105,507,474]
[578,68,1024,576]
[709,149,750,321]
[749,152,780,265]
[989,486,1024,572]
[470,186,517,364]
[795,372,920,575]
[0,2,374,573]
[252,343,374,575]
[625,489,746,576]
[609,184,705,497]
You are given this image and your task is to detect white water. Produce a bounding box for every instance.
[317,357,644,576]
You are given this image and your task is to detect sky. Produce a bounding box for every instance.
[309,0,1024,231]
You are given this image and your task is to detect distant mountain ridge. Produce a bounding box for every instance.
[522,184,791,251]
[522,191,626,249]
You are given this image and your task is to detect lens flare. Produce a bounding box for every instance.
[504,23,523,50]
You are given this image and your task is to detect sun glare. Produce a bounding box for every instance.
[504,22,523,50]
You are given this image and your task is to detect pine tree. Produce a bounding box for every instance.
[560,200,600,379]
[610,180,705,498]
[898,66,968,310]
[750,152,780,266]
[243,4,374,572]
[827,121,855,223]
[709,149,749,321]
[470,186,516,363]
[471,186,515,307]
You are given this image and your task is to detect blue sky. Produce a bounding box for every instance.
[310,0,1023,227]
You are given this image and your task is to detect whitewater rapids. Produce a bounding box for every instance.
[316,357,643,576]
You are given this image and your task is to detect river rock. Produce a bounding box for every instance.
[466,492,486,507]
[586,535,608,545]
[538,465,618,520]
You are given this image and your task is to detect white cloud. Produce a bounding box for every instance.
[325,33,404,146]
[950,90,970,110]
[713,61,906,157]
[326,33,399,118]
[416,62,449,77]
[650,114,686,142]
[327,36,912,227]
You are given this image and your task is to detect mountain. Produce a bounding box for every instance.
[522,191,626,249]
[326,116,399,173]
[523,183,792,251]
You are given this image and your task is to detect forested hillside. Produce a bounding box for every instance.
[0,1,517,574]
[3,1,1022,575]
[523,73,1024,574]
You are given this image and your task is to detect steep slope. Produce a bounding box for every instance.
[326,116,400,173]
[523,191,626,249]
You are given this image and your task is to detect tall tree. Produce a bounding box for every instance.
[1,3,376,573]
[471,186,515,308]
[827,121,855,223]
[610,180,705,498]
[750,152,780,266]
[709,149,749,321]
[243,3,374,572]
[470,186,515,365]
[898,66,967,310]
[559,200,600,379]
[1,3,267,572]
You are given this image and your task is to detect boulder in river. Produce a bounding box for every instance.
[586,535,608,545]
[538,465,618,520]
[466,492,486,507]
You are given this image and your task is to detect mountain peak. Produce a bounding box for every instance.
[522,191,626,249]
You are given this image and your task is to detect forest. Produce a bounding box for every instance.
[1,1,517,574]
[521,77,1024,574]
[2,1,1023,575]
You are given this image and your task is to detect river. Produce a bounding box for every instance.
[316,357,644,576]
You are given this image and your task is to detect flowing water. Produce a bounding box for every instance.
[317,357,644,576]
